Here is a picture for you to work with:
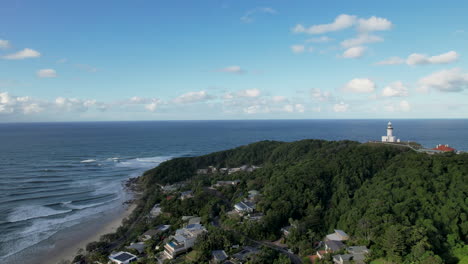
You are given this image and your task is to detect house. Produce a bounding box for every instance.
[141,225,171,241]
[163,224,206,259]
[326,230,349,241]
[197,169,209,175]
[325,240,345,253]
[180,190,194,200]
[347,246,369,264]
[234,201,255,214]
[432,144,456,152]
[126,242,146,254]
[211,250,228,263]
[150,204,162,218]
[228,168,242,174]
[333,254,353,264]
[109,251,138,264]
[245,212,264,221]
[213,180,240,188]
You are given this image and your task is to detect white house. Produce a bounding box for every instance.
[109,251,138,264]
[163,224,206,259]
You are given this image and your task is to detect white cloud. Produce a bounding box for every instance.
[306,36,333,43]
[407,51,459,65]
[343,78,376,93]
[377,51,459,66]
[311,88,333,101]
[55,97,102,112]
[381,81,409,97]
[358,16,393,32]
[217,65,246,74]
[3,48,41,60]
[37,69,57,78]
[173,90,213,104]
[241,7,277,23]
[342,46,366,58]
[145,101,160,112]
[418,68,468,92]
[0,92,44,114]
[281,104,305,113]
[291,45,306,54]
[293,14,357,34]
[341,34,383,48]
[375,57,405,65]
[0,39,11,49]
[333,102,349,112]
[234,88,261,98]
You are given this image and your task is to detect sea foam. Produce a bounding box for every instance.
[7,205,72,223]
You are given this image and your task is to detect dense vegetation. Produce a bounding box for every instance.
[141,140,467,263]
[80,139,467,264]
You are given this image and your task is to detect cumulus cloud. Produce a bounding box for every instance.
[291,45,306,54]
[333,102,349,112]
[3,48,41,60]
[217,66,246,74]
[358,16,393,32]
[377,51,459,66]
[37,69,57,78]
[381,81,409,97]
[173,91,213,104]
[342,46,366,58]
[293,14,392,35]
[145,100,160,112]
[55,97,101,112]
[311,88,333,101]
[418,68,468,92]
[225,89,261,100]
[293,14,357,34]
[0,39,11,49]
[0,92,44,114]
[343,78,376,93]
[241,7,277,23]
[341,34,383,48]
[407,51,459,65]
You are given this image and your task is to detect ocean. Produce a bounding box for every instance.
[0,119,467,263]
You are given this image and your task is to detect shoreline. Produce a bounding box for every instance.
[44,203,136,264]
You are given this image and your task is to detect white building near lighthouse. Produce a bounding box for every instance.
[381,122,400,143]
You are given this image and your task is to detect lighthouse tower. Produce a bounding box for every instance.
[382,121,398,142]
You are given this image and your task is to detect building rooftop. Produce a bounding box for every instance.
[110,251,137,262]
[432,144,456,152]
[212,250,228,261]
[325,240,345,252]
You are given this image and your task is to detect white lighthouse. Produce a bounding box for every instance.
[381,121,400,143]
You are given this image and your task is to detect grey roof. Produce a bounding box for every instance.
[325,240,345,252]
[212,250,228,261]
[347,246,369,254]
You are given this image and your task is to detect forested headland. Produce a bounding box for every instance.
[82,139,468,264]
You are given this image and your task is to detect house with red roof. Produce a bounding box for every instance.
[432,144,456,152]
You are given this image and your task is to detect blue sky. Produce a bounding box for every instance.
[1,0,468,122]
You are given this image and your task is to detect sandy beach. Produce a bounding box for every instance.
[41,203,136,264]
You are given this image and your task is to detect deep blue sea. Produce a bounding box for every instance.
[0,119,467,263]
